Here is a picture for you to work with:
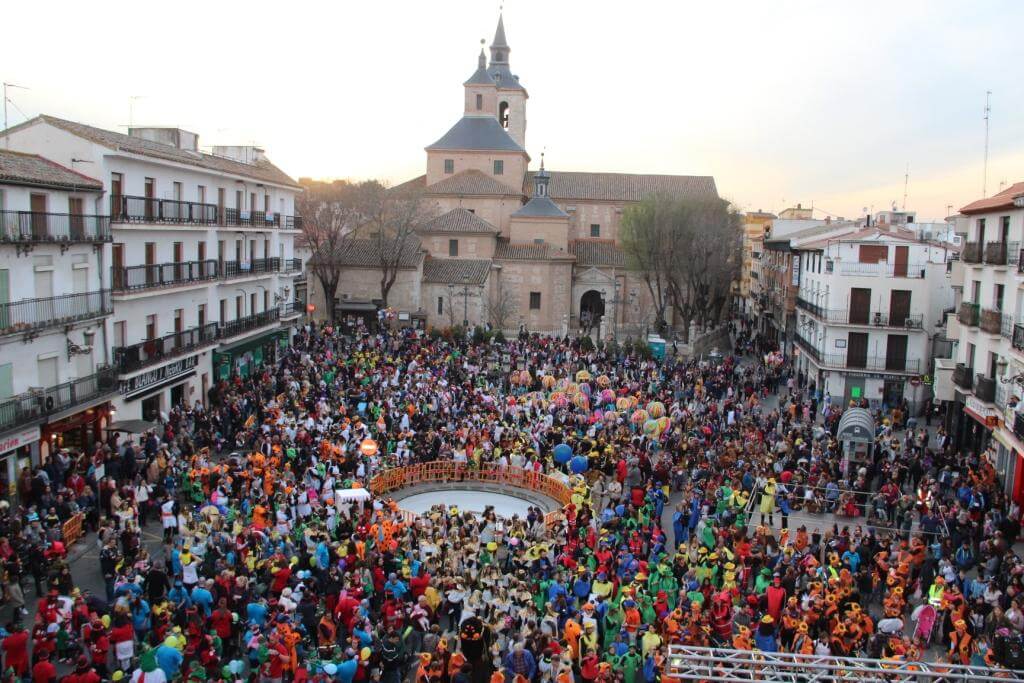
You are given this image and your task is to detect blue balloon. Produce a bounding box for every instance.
[553,443,573,464]
[570,455,589,474]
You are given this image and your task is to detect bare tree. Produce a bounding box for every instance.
[357,182,433,307]
[485,288,518,331]
[296,180,362,321]
[620,195,677,334]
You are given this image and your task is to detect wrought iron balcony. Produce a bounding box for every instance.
[222,258,281,279]
[111,195,218,226]
[799,303,923,329]
[984,241,1008,266]
[981,308,1003,335]
[282,258,302,274]
[1019,250,1024,274]
[1003,314,1015,340]
[794,332,823,364]
[834,262,927,278]
[285,216,303,230]
[953,364,974,391]
[0,290,112,337]
[221,208,280,229]
[1,211,111,243]
[113,323,221,374]
[112,260,219,292]
[220,308,281,339]
[962,241,983,264]
[957,301,980,327]
[975,374,996,403]
[1014,324,1024,352]
[1015,412,1024,441]
[0,366,117,435]
[823,354,921,374]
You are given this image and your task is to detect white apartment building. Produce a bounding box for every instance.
[0,149,118,485]
[939,182,1024,501]
[2,115,303,423]
[792,223,955,414]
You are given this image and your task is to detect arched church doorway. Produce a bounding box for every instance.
[579,290,605,334]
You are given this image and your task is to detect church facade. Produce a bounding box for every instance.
[322,16,719,337]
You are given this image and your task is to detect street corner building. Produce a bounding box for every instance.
[308,14,719,338]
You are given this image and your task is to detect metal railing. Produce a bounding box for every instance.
[984,241,1009,265]
[279,302,302,317]
[1003,314,1015,340]
[285,216,303,230]
[112,260,219,291]
[1019,249,1024,274]
[222,258,281,278]
[111,195,218,226]
[958,301,980,327]
[1,211,111,243]
[981,308,1003,335]
[821,353,920,373]
[0,366,117,435]
[221,208,280,228]
[798,300,923,328]
[220,308,280,338]
[1016,412,1024,441]
[113,323,221,374]
[975,374,996,403]
[1014,324,1024,352]
[793,331,823,363]
[953,364,974,390]
[0,290,112,336]
[962,241,983,264]
[834,262,927,278]
[282,258,302,273]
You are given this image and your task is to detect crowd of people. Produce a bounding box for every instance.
[2,317,1024,683]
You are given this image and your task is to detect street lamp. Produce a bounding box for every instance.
[461,274,470,328]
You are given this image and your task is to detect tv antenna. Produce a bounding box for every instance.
[902,163,909,210]
[3,82,30,148]
[983,90,991,197]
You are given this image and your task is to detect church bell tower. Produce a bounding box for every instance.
[487,14,528,149]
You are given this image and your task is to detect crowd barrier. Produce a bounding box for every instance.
[370,463,575,527]
[61,512,84,546]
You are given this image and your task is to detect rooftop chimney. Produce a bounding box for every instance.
[211,145,265,164]
[128,127,199,151]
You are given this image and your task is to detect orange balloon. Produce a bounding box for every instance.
[360,439,379,456]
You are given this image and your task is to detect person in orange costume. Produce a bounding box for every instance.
[563,618,582,660]
[949,619,974,665]
[792,622,814,655]
[732,625,753,650]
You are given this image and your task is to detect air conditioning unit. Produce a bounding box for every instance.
[873,312,883,326]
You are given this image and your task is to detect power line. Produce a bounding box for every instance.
[983,90,992,197]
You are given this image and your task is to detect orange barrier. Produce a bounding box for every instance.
[61,512,84,546]
[369,463,576,527]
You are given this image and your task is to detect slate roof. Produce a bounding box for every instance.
[570,240,627,267]
[961,182,1024,215]
[2,115,300,188]
[312,237,423,269]
[426,170,521,196]
[526,171,717,202]
[426,116,526,153]
[0,149,103,191]
[494,240,573,261]
[419,208,499,234]
[422,258,491,285]
[512,195,569,218]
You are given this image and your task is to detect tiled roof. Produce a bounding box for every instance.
[2,115,300,188]
[426,116,526,153]
[960,182,1024,215]
[570,239,627,267]
[422,258,491,284]
[312,236,423,269]
[494,240,573,261]
[512,196,568,218]
[426,170,521,197]
[419,208,498,234]
[0,149,103,191]
[526,171,718,202]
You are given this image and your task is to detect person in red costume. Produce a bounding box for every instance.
[1,622,29,678]
[764,574,787,625]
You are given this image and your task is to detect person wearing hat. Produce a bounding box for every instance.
[754,615,778,653]
[759,478,777,527]
[30,649,55,683]
[62,656,100,683]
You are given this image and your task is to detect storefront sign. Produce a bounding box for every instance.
[121,355,199,399]
[965,395,1001,428]
[0,426,40,456]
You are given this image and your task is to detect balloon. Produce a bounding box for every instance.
[600,389,616,405]
[324,664,338,676]
[553,444,573,464]
[541,374,556,389]
[360,647,371,661]
[574,393,590,410]
[593,409,603,422]
[101,615,111,629]
[616,397,632,411]
[579,382,592,397]
[222,666,232,679]
[553,394,570,409]
[604,410,618,422]
[229,660,244,675]
[643,419,660,436]
[658,416,671,432]
[596,374,611,388]
[576,370,592,381]
[519,370,533,386]
[570,455,589,474]
[647,401,666,418]
[630,409,649,425]
[359,439,378,456]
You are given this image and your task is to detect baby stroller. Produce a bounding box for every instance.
[912,604,938,648]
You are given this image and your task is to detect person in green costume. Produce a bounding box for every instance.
[754,567,772,594]
[617,644,643,683]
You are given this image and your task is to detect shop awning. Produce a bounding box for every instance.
[107,419,159,434]
[218,328,286,354]
[837,408,875,444]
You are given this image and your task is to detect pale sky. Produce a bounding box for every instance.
[3,0,1022,221]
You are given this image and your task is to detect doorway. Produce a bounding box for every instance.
[579,290,605,334]
[142,394,161,422]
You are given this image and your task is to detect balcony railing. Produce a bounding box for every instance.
[834,262,927,278]
[0,366,117,435]
[821,354,920,374]
[794,332,823,364]
[1016,413,1024,441]
[962,241,983,264]
[1019,250,1024,274]
[798,302,923,329]
[220,308,281,338]
[981,308,1003,335]
[1014,324,1024,352]
[221,208,280,229]
[222,258,281,279]
[0,290,112,336]
[285,216,303,230]
[1003,314,1015,340]
[953,364,974,391]
[111,195,218,226]
[975,374,997,403]
[1009,242,1021,265]
[957,301,980,327]
[282,258,302,274]
[114,323,221,374]
[984,241,1009,266]
[112,260,219,292]
[1,211,111,243]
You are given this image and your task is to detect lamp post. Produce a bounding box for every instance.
[461,274,470,328]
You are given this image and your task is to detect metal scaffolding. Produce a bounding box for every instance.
[665,645,1024,682]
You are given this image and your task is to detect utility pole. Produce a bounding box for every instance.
[2,82,29,148]
[983,90,992,197]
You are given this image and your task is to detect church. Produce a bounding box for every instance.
[322,15,719,337]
